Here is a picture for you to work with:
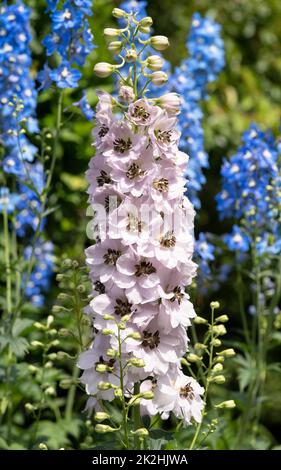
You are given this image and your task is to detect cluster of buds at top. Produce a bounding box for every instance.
[94,8,170,93]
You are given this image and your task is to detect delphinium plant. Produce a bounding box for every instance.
[216,124,281,448]
[78,6,235,451]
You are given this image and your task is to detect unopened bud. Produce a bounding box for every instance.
[102,328,115,336]
[141,391,154,399]
[128,332,141,340]
[140,16,153,27]
[97,381,112,391]
[57,293,69,301]
[103,314,115,321]
[58,328,71,337]
[212,363,223,372]
[214,356,225,364]
[212,338,222,347]
[146,55,164,71]
[95,424,118,433]
[25,403,35,412]
[114,388,122,398]
[157,92,181,115]
[216,400,236,409]
[112,8,127,19]
[211,375,225,384]
[106,348,118,358]
[194,343,208,351]
[150,35,169,51]
[129,358,145,368]
[108,41,122,54]
[151,71,168,86]
[187,353,202,363]
[31,340,44,348]
[131,428,149,437]
[38,443,48,450]
[193,316,208,325]
[94,411,110,421]
[96,364,108,373]
[62,259,72,268]
[94,62,115,78]
[44,386,56,396]
[217,348,236,358]
[104,28,121,38]
[59,379,73,389]
[121,314,131,323]
[34,322,45,330]
[212,325,227,336]
[119,85,135,103]
[28,365,38,373]
[216,315,229,323]
[210,301,220,309]
[128,397,141,407]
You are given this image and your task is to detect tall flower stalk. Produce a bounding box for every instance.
[78,7,205,449]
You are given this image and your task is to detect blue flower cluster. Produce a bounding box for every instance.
[0,1,53,306]
[217,124,281,255]
[24,240,54,307]
[39,0,95,89]
[170,13,224,209]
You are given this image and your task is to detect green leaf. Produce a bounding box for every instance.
[12,318,33,337]
[9,336,29,357]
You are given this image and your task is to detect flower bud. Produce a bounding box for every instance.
[38,443,48,450]
[94,411,110,421]
[217,348,236,358]
[193,316,208,324]
[187,353,202,363]
[128,332,142,340]
[28,365,38,373]
[128,396,141,406]
[104,28,120,38]
[157,93,181,115]
[48,352,58,360]
[212,324,227,336]
[216,315,229,323]
[194,342,208,351]
[95,424,118,433]
[141,391,154,399]
[215,400,236,409]
[31,340,44,348]
[131,428,149,437]
[129,358,145,368]
[59,378,73,389]
[34,322,45,330]
[150,35,169,51]
[96,363,109,373]
[108,41,122,54]
[44,386,56,396]
[97,381,112,390]
[62,259,72,268]
[58,328,71,337]
[139,26,150,34]
[212,363,223,372]
[121,314,131,323]
[118,321,126,330]
[210,301,220,309]
[146,55,164,71]
[212,338,222,347]
[94,62,115,78]
[140,16,153,27]
[25,403,36,412]
[102,328,115,336]
[151,71,168,86]
[211,375,225,384]
[112,8,127,19]
[103,314,115,321]
[114,388,123,398]
[106,348,118,358]
[126,49,137,62]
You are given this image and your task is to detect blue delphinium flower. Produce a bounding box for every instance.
[0,1,54,307]
[223,225,250,253]
[40,0,95,89]
[0,187,20,214]
[170,13,224,208]
[217,124,281,255]
[73,92,94,120]
[24,240,54,307]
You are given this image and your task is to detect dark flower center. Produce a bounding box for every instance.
[156,129,172,143]
[94,281,105,294]
[132,105,150,122]
[170,286,184,304]
[141,330,160,349]
[104,194,122,213]
[126,162,146,180]
[135,260,156,277]
[97,170,112,186]
[114,298,132,316]
[103,248,121,265]
[98,124,109,138]
[180,383,194,399]
[113,137,132,153]
[160,231,176,248]
[153,178,169,192]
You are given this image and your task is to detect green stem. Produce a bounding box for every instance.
[133,382,141,449]
[65,366,80,422]
[3,208,12,316]
[189,306,215,450]
[118,327,130,449]
[237,267,251,346]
